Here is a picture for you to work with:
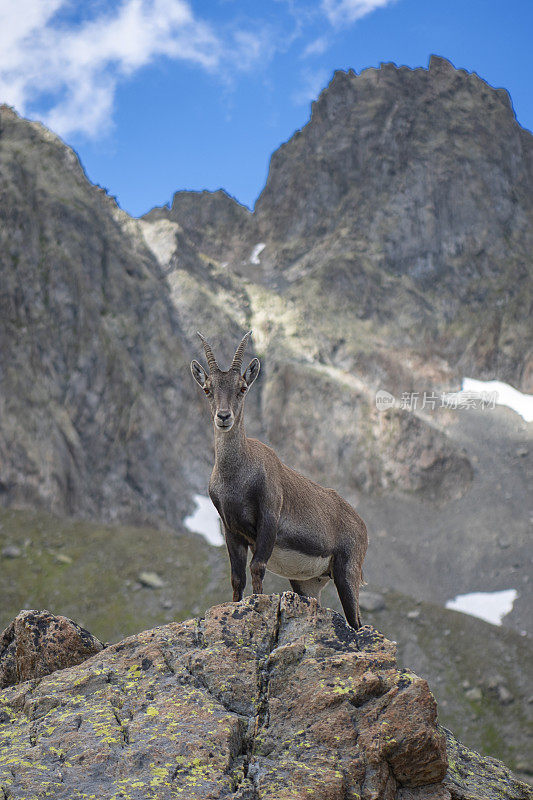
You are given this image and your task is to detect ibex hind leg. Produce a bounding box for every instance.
[332,551,362,629]
[290,576,330,603]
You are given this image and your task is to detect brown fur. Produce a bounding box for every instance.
[191,332,368,628]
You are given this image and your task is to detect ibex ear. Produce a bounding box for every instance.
[243,358,260,387]
[191,360,208,387]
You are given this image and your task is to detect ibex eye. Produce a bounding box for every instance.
[204,388,210,395]
[240,386,247,394]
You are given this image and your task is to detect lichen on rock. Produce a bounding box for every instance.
[1,593,526,800]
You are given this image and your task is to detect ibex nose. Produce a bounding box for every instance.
[217,411,231,423]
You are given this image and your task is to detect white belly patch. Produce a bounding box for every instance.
[266,546,331,580]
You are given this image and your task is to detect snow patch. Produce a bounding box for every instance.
[184,494,224,547]
[250,243,266,264]
[461,378,533,422]
[445,589,517,626]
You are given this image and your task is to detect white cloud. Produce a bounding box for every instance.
[301,35,331,58]
[292,67,331,106]
[0,0,265,138]
[322,0,396,26]
[232,28,274,73]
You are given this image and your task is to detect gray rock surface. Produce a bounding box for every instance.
[0,105,207,528]
[252,57,533,392]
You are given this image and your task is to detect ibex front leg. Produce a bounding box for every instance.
[250,510,277,594]
[225,528,248,602]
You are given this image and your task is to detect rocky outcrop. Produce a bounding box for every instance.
[145,188,255,268]
[0,610,104,688]
[0,595,530,799]
[1,507,532,772]
[252,56,533,392]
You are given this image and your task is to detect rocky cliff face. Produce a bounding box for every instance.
[0,105,208,527]
[1,596,530,800]
[253,54,533,392]
[148,56,533,392]
[0,56,532,635]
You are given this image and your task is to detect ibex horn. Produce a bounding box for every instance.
[231,331,252,371]
[197,332,218,372]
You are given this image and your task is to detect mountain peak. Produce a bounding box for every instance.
[428,53,456,73]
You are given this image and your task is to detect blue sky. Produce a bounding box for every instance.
[1,0,531,217]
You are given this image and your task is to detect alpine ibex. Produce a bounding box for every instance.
[191,331,368,628]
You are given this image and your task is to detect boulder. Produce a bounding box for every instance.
[0,609,104,688]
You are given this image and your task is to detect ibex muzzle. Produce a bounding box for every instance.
[191,331,368,629]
